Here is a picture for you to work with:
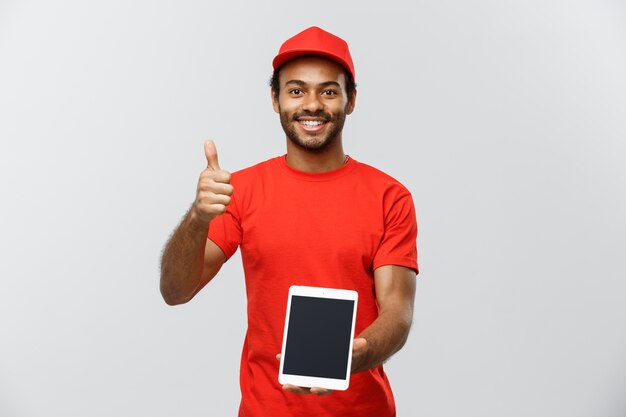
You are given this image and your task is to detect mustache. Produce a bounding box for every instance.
[291,111,332,121]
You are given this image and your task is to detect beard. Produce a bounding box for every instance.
[279,106,347,153]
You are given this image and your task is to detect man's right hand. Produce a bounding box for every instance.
[192,140,234,224]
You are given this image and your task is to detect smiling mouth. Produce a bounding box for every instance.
[297,118,328,132]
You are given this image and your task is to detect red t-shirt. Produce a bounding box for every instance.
[208,155,418,417]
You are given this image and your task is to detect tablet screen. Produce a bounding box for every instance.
[282,295,355,380]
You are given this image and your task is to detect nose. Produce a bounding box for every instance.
[302,93,324,112]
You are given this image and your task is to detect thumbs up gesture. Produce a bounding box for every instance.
[193,140,234,223]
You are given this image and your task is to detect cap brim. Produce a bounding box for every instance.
[272,50,354,79]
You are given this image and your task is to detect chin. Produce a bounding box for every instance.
[289,134,337,152]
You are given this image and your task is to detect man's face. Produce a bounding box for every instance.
[272,56,356,153]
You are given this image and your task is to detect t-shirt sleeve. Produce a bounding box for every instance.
[207,191,242,261]
[372,189,419,274]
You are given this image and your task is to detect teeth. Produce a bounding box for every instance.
[300,120,323,127]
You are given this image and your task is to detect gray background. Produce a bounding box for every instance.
[1,0,625,416]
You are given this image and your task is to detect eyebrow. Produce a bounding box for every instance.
[284,79,342,89]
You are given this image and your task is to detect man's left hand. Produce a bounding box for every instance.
[276,337,369,396]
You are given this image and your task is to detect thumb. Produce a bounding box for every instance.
[353,338,368,352]
[204,140,221,171]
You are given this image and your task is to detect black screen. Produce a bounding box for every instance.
[283,295,355,380]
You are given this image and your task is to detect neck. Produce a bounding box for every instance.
[285,139,347,173]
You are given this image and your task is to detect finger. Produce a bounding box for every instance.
[213,182,234,196]
[276,353,281,361]
[200,170,232,186]
[203,193,231,207]
[196,203,227,217]
[310,387,333,396]
[282,384,312,395]
[204,140,221,171]
[197,182,233,198]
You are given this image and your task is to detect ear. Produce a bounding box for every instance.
[271,88,280,114]
[346,89,357,115]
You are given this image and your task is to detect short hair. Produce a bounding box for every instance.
[269,67,357,99]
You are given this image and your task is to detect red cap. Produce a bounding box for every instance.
[272,26,355,81]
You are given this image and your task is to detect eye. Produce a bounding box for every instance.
[289,88,303,96]
[322,89,338,96]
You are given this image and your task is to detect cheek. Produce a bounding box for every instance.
[329,101,348,116]
[277,99,300,115]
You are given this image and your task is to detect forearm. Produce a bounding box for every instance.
[351,265,416,373]
[160,206,210,305]
[351,305,413,373]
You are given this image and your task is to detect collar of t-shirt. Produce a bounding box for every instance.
[278,154,358,182]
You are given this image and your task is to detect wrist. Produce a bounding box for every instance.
[188,204,213,228]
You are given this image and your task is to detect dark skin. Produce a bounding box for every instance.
[272,56,354,172]
[160,55,416,396]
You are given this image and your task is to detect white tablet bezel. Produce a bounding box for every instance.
[278,285,358,391]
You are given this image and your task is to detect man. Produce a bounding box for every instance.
[160,26,419,417]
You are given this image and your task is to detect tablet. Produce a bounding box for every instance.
[278,285,358,391]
